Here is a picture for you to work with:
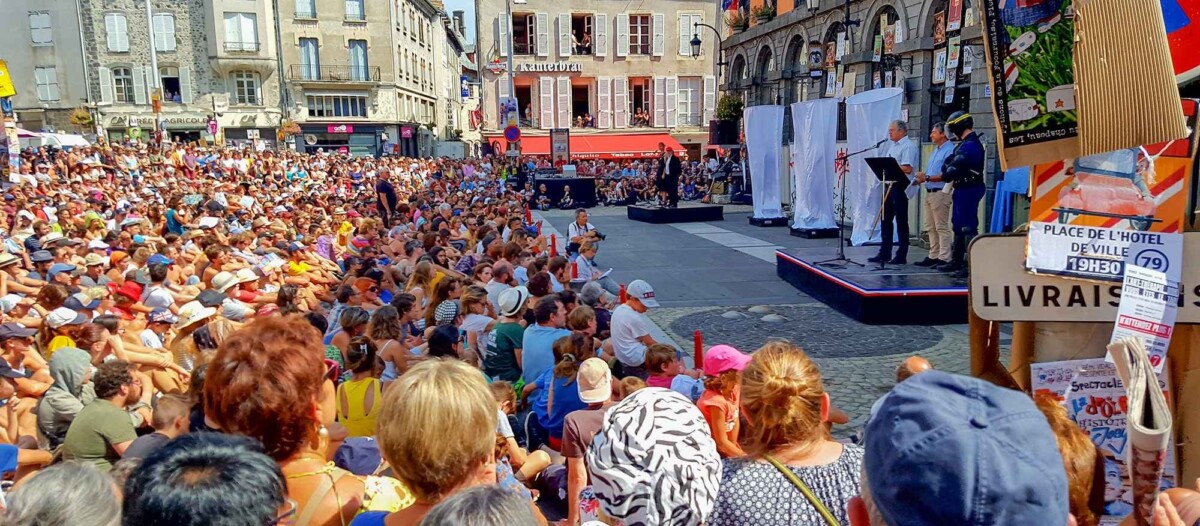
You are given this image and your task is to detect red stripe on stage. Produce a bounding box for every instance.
[776,251,967,297]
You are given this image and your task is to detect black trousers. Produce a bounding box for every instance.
[877,186,909,260]
[667,177,680,206]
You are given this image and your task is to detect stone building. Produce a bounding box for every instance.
[475,0,723,160]
[3,0,90,133]
[201,0,285,146]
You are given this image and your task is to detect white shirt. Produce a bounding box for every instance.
[485,280,511,313]
[140,328,165,350]
[880,137,920,199]
[610,304,651,366]
[567,221,595,242]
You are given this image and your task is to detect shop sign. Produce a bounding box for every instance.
[516,62,583,73]
[246,129,260,139]
[485,61,508,74]
[401,126,413,139]
[107,114,209,129]
[327,124,353,134]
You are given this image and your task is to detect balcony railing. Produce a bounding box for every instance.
[294,9,317,19]
[288,64,380,82]
[224,41,260,53]
[344,11,366,21]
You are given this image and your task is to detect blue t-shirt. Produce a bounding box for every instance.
[521,325,571,384]
[0,443,18,475]
[530,368,587,439]
[348,511,386,526]
[165,209,184,235]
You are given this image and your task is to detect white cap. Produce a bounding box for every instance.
[626,279,659,308]
[87,239,110,250]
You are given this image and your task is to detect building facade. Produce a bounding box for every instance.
[4,0,90,133]
[390,0,441,157]
[476,0,723,160]
[202,0,284,146]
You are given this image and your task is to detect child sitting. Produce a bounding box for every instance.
[616,377,646,400]
[644,343,703,401]
[489,381,551,484]
[698,344,751,458]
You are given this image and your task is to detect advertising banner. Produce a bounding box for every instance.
[499,97,519,128]
[1109,265,1178,371]
[1031,358,1176,525]
[550,128,570,166]
[744,105,786,219]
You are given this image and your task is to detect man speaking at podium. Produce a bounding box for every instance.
[869,120,918,265]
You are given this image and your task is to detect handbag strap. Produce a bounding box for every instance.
[763,454,840,526]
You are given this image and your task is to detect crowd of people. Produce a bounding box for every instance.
[0,138,1192,526]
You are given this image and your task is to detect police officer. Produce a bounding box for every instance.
[926,111,985,278]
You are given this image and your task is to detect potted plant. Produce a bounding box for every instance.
[726,12,748,33]
[752,4,776,24]
[712,95,744,144]
[280,120,302,137]
[69,107,93,131]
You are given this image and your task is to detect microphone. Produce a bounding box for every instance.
[874,138,887,148]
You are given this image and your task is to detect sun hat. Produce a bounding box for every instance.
[175,301,217,328]
[701,345,752,377]
[29,250,53,264]
[111,281,143,302]
[626,279,659,308]
[433,300,461,326]
[497,286,530,318]
[211,271,251,293]
[586,388,721,526]
[38,232,64,245]
[83,253,107,267]
[0,253,19,269]
[87,239,109,250]
[577,358,612,404]
[235,268,259,284]
[864,371,1069,525]
[46,307,87,329]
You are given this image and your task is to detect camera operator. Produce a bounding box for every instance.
[567,209,604,257]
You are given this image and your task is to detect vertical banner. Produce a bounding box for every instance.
[460,75,470,101]
[744,105,785,219]
[846,88,903,246]
[550,128,570,166]
[499,97,519,128]
[791,99,839,229]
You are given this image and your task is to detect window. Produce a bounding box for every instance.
[29,12,52,46]
[345,0,364,21]
[306,94,368,118]
[629,15,651,55]
[512,14,535,55]
[34,66,59,101]
[677,77,701,126]
[295,0,316,18]
[223,13,258,52]
[152,13,176,52]
[159,67,180,102]
[229,71,261,105]
[678,14,703,56]
[571,14,593,55]
[299,38,320,80]
[348,40,368,81]
[629,77,651,126]
[112,67,134,103]
[105,13,129,52]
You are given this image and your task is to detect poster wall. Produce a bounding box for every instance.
[846,88,903,246]
[790,99,839,230]
[744,105,786,219]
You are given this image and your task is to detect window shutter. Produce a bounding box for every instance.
[99,67,113,103]
[665,76,678,128]
[180,66,192,103]
[242,14,258,48]
[597,77,611,129]
[653,77,666,126]
[497,16,509,57]
[539,77,554,130]
[557,76,570,129]
[105,14,118,51]
[615,14,628,58]
[497,78,509,127]
[34,69,47,101]
[132,67,147,104]
[117,15,129,51]
[613,78,628,128]
[703,75,716,123]
[165,15,177,51]
[46,69,59,101]
[652,13,664,57]
[594,14,607,58]
[678,14,688,56]
[536,12,549,57]
[558,13,570,58]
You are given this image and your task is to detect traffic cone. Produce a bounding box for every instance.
[550,234,557,257]
[524,205,532,224]
[571,260,578,280]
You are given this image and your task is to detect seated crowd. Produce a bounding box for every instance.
[0,141,1192,526]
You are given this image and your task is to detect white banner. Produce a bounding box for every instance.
[744,105,786,219]
[791,99,839,229]
[845,88,903,246]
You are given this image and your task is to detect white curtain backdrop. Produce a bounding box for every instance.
[846,88,903,246]
[790,99,839,229]
[744,105,786,219]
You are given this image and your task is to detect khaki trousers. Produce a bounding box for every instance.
[923,190,953,261]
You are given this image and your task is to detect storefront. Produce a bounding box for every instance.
[483,132,684,160]
[102,114,209,144]
[298,123,385,157]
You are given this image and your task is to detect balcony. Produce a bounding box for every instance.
[295,9,317,19]
[224,42,260,53]
[289,65,380,83]
[344,11,366,22]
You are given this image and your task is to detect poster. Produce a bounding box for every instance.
[835,32,847,60]
[499,97,520,128]
[980,0,1077,169]
[883,24,896,55]
[834,65,845,97]
[842,70,856,98]
[550,128,571,165]
[1031,358,1176,525]
[948,0,964,31]
[1109,265,1177,371]
[825,42,837,67]
[932,48,948,84]
[947,36,962,69]
[809,42,826,70]
[933,10,947,45]
[884,70,894,88]
[873,35,883,62]
[962,50,973,74]
[944,74,957,103]
[873,71,882,89]
[824,71,837,97]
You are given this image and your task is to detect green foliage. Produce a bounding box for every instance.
[726,12,747,30]
[716,95,744,121]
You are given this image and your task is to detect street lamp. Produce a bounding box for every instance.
[807,0,819,11]
[690,34,702,57]
[691,22,728,84]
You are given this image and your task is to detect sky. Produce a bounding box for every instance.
[443,0,476,45]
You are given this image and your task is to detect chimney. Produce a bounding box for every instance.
[452,10,465,35]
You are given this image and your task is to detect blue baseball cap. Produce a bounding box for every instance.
[63,293,100,311]
[864,371,1069,525]
[147,254,174,266]
[132,235,146,245]
[29,250,53,264]
[47,263,77,279]
[148,308,179,324]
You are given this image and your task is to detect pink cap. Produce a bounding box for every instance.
[703,345,751,377]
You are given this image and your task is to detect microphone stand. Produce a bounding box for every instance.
[815,141,884,269]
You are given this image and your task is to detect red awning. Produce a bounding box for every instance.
[486,133,684,160]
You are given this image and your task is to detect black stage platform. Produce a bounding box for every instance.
[627,204,724,223]
[533,177,598,208]
[749,216,789,227]
[776,245,968,325]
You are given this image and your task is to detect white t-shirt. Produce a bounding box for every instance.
[460,313,494,354]
[222,298,255,322]
[610,304,650,366]
[140,329,165,350]
[141,286,175,310]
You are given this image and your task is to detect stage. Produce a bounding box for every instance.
[532,177,598,208]
[627,203,724,223]
[775,243,968,325]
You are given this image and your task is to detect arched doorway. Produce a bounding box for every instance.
[753,45,774,105]
[729,54,749,106]
[781,35,808,141]
[925,0,973,131]
[821,22,845,98]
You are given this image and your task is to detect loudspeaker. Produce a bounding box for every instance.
[708,119,739,146]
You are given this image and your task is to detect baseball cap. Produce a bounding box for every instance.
[0,323,36,340]
[132,235,146,245]
[147,254,174,266]
[63,293,100,311]
[196,289,226,309]
[864,371,1069,525]
[0,294,22,314]
[626,279,659,308]
[46,307,87,329]
[111,281,143,302]
[29,250,53,264]
[48,263,77,279]
[702,345,751,377]
[577,358,612,404]
[497,286,530,318]
[198,216,221,229]
[586,388,721,525]
[83,253,107,267]
[433,300,461,325]
[87,239,110,250]
[148,308,179,325]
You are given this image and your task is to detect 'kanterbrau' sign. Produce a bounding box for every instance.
[327,124,353,134]
[516,62,583,73]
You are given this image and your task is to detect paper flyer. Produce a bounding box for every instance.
[1108,266,1177,372]
[1107,338,1175,526]
[1031,358,1176,525]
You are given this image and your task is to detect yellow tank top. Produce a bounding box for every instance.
[337,377,382,438]
[44,336,76,361]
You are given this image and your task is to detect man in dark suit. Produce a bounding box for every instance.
[664,147,682,208]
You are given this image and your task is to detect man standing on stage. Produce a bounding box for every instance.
[913,122,955,267]
[935,111,986,278]
[869,120,918,265]
[664,147,682,208]
[654,142,668,206]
